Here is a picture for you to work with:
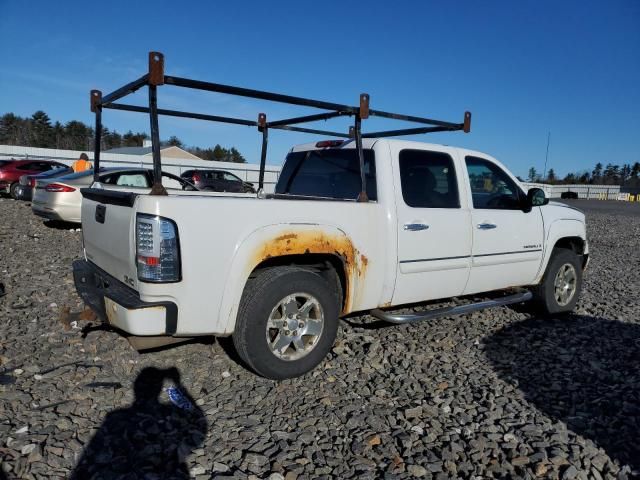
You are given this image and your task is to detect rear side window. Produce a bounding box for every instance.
[276,149,377,201]
[222,172,241,181]
[399,149,459,208]
[16,162,37,171]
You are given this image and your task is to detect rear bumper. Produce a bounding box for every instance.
[32,203,63,221]
[72,259,178,336]
[32,201,79,222]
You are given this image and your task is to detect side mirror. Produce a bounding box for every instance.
[525,188,548,212]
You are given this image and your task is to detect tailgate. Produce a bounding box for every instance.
[81,188,140,290]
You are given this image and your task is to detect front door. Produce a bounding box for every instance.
[392,146,472,306]
[463,155,544,294]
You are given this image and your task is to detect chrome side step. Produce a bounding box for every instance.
[370,291,533,324]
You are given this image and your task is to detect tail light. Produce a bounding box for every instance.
[136,214,181,282]
[45,183,76,192]
[192,172,201,182]
[29,177,37,188]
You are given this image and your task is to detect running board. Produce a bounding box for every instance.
[370,291,533,324]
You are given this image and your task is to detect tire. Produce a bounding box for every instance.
[533,248,583,314]
[9,182,19,200]
[233,267,339,380]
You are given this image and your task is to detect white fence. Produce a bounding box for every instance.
[521,182,621,200]
[0,145,282,192]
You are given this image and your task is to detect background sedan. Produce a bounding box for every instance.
[0,159,68,198]
[180,169,255,193]
[31,168,197,223]
[14,166,74,201]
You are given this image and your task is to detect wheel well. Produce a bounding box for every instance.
[553,236,585,255]
[251,254,347,310]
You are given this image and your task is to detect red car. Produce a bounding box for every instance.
[0,159,69,199]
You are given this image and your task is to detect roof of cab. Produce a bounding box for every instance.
[290,138,495,161]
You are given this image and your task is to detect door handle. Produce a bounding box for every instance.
[404,223,429,231]
[477,223,497,230]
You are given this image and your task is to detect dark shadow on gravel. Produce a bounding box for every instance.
[216,335,250,369]
[484,315,640,470]
[70,366,207,479]
[42,219,79,230]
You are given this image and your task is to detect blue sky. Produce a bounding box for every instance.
[0,1,638,178]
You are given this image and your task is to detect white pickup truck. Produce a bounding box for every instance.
[74,138,588,379]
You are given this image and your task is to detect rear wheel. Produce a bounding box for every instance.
[9,182,19,199]
[233,267,339,379]
[533,248,583,314]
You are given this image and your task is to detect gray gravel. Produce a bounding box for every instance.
[1,197,639,479]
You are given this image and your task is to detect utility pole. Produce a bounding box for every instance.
[542,131,551,181]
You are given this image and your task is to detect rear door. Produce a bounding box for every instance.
[221,172,244,192]
[392,145,472,305]
[462,155,544,294]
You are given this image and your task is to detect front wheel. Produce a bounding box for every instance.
[233,267,339,380]
[533,248,583,314]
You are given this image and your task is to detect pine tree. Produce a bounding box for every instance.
[603,164,620,185]
[64,120,93,150]
[166,136,183,147]
[592,162,603,182]
[547,168,556,183]
[52,121,64,149]
[229,147,246,163]
[212,144,226,161]
[30,111,54,147]
[0,113,22,144]
[620,164,631,185]
[528,167,537,182]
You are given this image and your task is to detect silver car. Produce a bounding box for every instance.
[32,168,196,223]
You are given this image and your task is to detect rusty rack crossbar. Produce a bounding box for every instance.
[90,51,471,199]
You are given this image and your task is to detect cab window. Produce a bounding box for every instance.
[465,156,523,210]
[399,149,459,208]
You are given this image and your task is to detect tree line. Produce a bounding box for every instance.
[525,163,640,187]
[0,111,246,163]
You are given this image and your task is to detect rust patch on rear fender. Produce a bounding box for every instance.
[252,230,368,314]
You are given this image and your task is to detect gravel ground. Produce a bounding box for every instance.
[0,198,639,480]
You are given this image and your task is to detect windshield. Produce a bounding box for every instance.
[39,166,70,176]
[57,167,111,181]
